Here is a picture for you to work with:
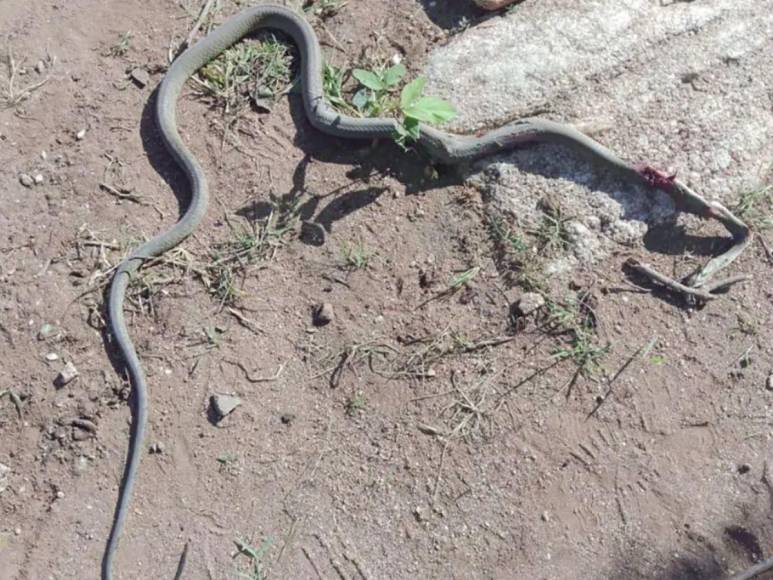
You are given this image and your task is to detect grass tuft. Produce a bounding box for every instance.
[194,36,294,115]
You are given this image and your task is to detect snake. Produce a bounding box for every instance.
[102,3,754,579]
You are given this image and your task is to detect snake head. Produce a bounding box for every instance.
[634,163,677,193]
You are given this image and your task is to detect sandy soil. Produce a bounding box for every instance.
[1,1,772,579]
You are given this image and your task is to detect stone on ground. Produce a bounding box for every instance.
[424,0,773,272]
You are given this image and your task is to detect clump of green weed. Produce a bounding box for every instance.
[734,185,772,231]
[303,0,347,19]
[341,240,372,270]
[546,293,609,380]
[207,200,298,306]
[106,32,132,57]
[195,36,294,114]
[323,61,457,146]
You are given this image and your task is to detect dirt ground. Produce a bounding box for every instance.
[1,1,773,579]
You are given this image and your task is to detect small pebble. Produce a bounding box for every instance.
[0,462,10,494]
[280,413,295,425]
[312,302,334,326]
[34,173,44,184]
[129,68,150,88]
[19,173,34,188]
[513,292,546,317]
[41,151,47,160]
[738,463,751,475]
[766,373,773,391]
[148,442,165,454]
[35,60,45,74]
[210,394,242,423]
[14,527,21,536]
[56,490,65,499]
[54,361,79,387]
[72,428,90,442]
[76,129,86,140]
[38,323,57,340]
[45,353,59,361]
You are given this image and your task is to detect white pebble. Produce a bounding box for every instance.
[34,174,44,184]
[55,361,79,387]
[76,129,86,140]
[45,353,59,361]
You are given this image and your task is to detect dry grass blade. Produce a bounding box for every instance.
[2,48,52,109]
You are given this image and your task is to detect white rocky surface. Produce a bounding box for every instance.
[425,0,773,270]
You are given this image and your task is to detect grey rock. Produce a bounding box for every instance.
[72,428,90,441]
[54,361,79,387]
[0,462,10,494]
[129,68,150,88]
[313,302,334,326]
[514,292,546,317]
[148,442,165,454]
[19,173,34,188]
[37,323,57,340]
[33,173,44,184]
[210,394,242,422]
[767,373,773,391]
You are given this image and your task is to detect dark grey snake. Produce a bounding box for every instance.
[103,3,755,579]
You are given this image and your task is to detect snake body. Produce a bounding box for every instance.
[103,4,751,578]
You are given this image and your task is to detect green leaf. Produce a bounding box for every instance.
[352,88,370,111]
[400,76,426,109]
[403,96,457,124]
[403,117,421,139]
[383,63,406,87]
[352,68,384,91]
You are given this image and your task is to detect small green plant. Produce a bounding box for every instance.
[488,215,528,254]
[395,75,457,144]
[734,185,772,231]
[647,354,666,365]
[350,63,406,116]
[341,240,372,270]
[345,390,367,415]
[532,197,572,255]
[207,199,298,306]
[547,295,609,378]
[234,537,274,580]
[323,63,357,114]
[107,32,133,57]
[346,63,457,146]
[448,266,480,290]
[216,452,239,475]
[303,0,347,18]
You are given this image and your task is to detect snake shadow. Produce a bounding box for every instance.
[234,95,462,244]
[417,0,527,30]
[97,87,192,373]
[606,508,773,579]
